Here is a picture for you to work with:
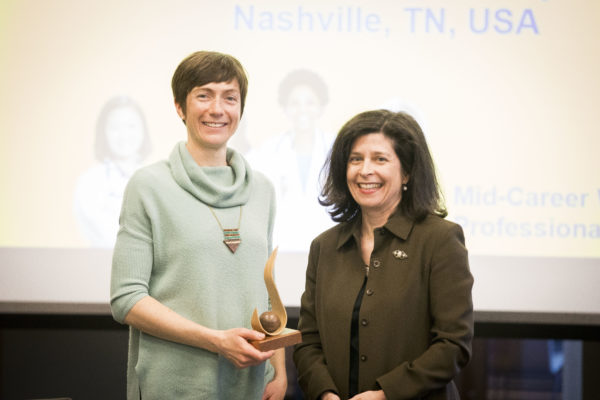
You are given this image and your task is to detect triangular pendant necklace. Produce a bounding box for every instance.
[208,205,242,253]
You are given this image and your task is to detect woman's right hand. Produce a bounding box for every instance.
[123,297,274,368]
[321,391,341,400]
[215,327,275,368]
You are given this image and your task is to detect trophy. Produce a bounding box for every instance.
[250,247,302,351]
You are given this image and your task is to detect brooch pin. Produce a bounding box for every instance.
[393,249,408,259]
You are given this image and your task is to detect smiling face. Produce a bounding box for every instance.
[346,132,407,219]
[175,79,241,153]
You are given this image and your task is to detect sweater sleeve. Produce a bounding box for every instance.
[293,238,339,400]
[376,223,474,399]
[110,172,155,324]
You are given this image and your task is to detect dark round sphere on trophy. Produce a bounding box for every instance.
[259,311,281,333]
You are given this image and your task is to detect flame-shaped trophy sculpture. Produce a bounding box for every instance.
[250,247,302,351]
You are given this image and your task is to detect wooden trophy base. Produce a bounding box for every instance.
[250,328,302,352]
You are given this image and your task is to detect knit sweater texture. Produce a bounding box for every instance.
[110,142,276,400]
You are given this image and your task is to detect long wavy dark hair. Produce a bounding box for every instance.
[319,109,447,223]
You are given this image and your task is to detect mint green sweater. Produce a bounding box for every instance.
[111,142,276,400]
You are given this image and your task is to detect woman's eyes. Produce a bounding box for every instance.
[195,93,238,103]
[348,156,387,163]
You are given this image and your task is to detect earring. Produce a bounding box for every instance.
[402,184,408,191]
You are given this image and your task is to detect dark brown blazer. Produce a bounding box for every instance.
[294,211,474,400]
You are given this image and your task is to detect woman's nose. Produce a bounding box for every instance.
[208,99,223,114]
[359,160,373,175]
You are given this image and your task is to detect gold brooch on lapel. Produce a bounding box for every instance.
[393,250,408,259]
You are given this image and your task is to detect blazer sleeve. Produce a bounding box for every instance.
[377,223,474,399]
[293,238,340,400]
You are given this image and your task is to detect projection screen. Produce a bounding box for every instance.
[1,0,599,322]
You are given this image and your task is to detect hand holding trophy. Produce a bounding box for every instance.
[250,247,302,351]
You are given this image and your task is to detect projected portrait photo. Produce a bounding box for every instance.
[246,69,335,252]
[73,96,152,247]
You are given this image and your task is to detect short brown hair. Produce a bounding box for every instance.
[171,51,248,116]
[320,109,447,222]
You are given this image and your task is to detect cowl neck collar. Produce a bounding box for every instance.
[169,141,252,207]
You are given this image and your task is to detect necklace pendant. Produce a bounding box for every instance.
[208,205,243,254]
[223,228,241,253]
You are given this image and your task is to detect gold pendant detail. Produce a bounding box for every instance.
[393,249,408,259]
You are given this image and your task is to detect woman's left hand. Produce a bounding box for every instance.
[262,372,287,400]
[348,390,387,400]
